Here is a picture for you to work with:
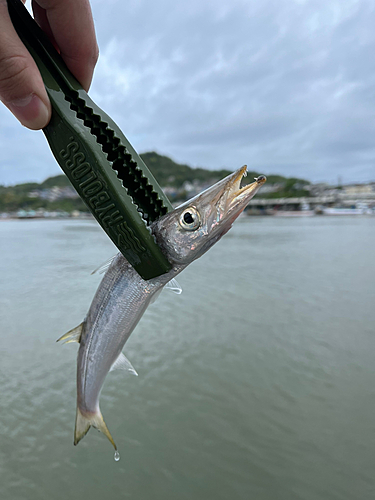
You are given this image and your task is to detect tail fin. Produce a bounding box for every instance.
[74,407,117,450]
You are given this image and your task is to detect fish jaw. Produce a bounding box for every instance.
[218,167,267,227]
[225,167,267,207]
[196,166,267,242]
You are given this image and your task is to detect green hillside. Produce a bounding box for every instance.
[140,152,234,187]
[141,152,308,189]
[0,152,310,213]
[40,175,71,188]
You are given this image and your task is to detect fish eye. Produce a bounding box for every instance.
[179,207,201,231]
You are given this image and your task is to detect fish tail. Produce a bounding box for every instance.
[74,407,117,450]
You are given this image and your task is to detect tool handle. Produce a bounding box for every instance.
[7,0,82,94]
[7,0,173,280]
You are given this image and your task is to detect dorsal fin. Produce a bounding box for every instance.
[56,323,84,344]
[91,255,117,275]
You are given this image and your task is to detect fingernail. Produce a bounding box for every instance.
[6,93,50,130]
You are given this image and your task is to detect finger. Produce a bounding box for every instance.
[0,0,51,129]
[32,0,99,91]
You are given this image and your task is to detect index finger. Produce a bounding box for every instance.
[32,0,98,91]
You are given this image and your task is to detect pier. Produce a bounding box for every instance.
[246,193,375,211]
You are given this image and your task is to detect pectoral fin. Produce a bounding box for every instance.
[56,323,83,344]
[165,278,182,294]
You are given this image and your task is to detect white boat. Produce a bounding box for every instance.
[274,202,315,217]
[274,210,315,217]
[322,208,362,215]
[322,203,374,215]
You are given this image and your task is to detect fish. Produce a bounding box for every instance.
[57,166,266,455]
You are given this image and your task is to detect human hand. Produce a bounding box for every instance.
[0,0,98,130]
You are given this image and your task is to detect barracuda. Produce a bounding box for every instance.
[58,167,266,456]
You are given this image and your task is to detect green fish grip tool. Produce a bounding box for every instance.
[7,0,173,280]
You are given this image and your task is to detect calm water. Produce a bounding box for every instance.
[0,216,374,500]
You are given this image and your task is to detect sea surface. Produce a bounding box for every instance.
[0,216,374,500]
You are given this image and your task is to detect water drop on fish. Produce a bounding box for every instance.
[114,450,120,462]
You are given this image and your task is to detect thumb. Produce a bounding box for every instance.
[0,2,51,129]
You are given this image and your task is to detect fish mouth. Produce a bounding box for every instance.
[225,166,267,209]
[210,166,266,234]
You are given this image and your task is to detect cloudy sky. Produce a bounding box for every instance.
[1,0,375,185]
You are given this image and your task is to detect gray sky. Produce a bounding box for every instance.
[1,0,375,185]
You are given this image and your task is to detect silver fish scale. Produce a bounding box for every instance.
[77,253,175,414]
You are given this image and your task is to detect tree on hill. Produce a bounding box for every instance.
[40,175,71,188]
